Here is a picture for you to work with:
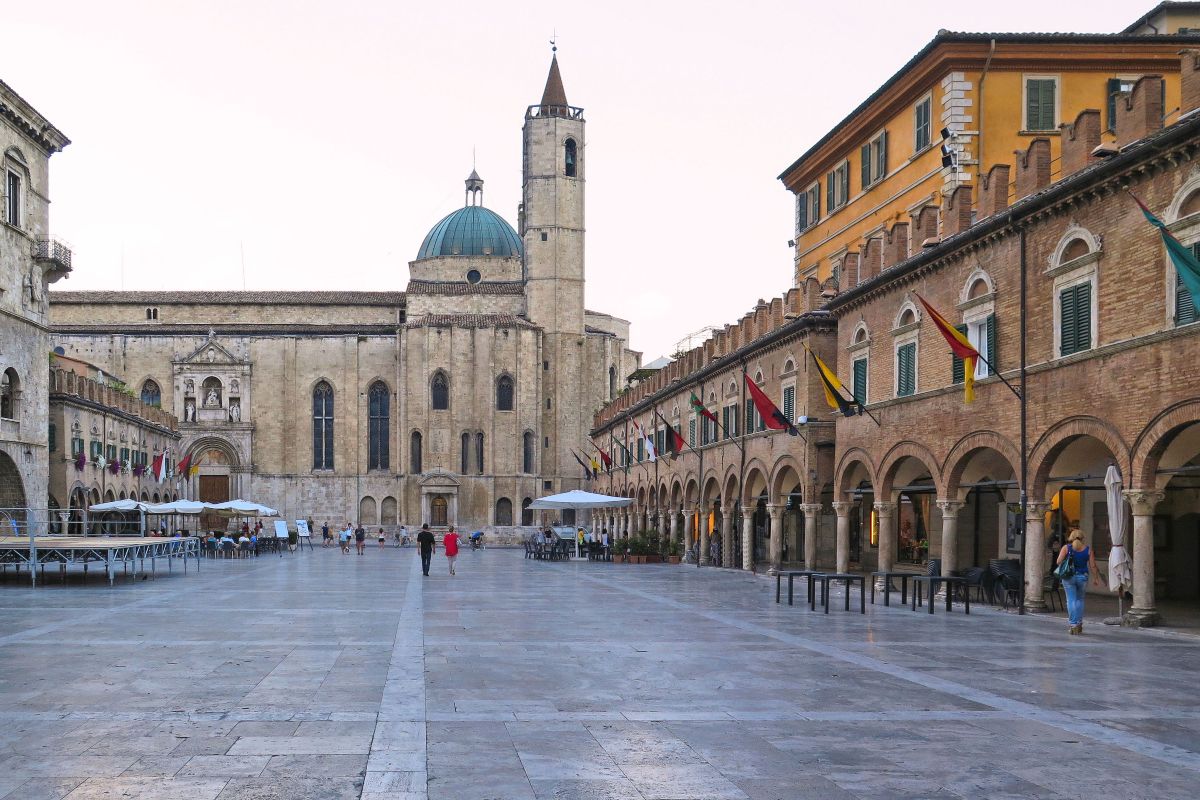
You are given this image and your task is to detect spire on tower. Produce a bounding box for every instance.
[539,51,569,114]
[465,169,484,206]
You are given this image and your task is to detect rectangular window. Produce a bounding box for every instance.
[782,385,795,423]
[1025,77,1058,131]
[5,170,20,227]
[120,447,129,464]
[106,444,117,461]
[860,130,888,188]
[896,342,916,397]
[637,437,644,462]
[701,414,710,445]
[688,418,696,447]
[914,96,932,152]
[796,183,820,231]
[1059,283,1093,356]
[826,160,850,212]
[1180,246,1200,327]
[745,399,754,435]
[963,314,996,379]
[90,440,101,459]
[72,437,84,456]
[48,424,56,453]
[852,358,868,405]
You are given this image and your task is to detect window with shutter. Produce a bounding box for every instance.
[985,314,997,375]
[1025,78,1057,131]
[782,386,795,423]
[688,418,696,447]
[853,358,868,405]
[745,400,754,435]
[951,324,967,385]
[797,194,807,231]
[1060,283,1092,356]
[1180,246,1200,326]
[826,172,835,213]
[914,97,931,151]
[897,342,916,397]
[1106,77,1134,131]
[1060,286,1077,356]
[860,144,871,190]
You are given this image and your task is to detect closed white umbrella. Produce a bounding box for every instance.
[527,490,633,510]
[1105,465,1131,619]
[146,500,211,515]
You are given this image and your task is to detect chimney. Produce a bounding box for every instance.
[1059,109,1101,176]
[840,252,860,288]
[860,237,882,283]
[910,204,939,246]
[978,163,1011,218]
[942,185,974,237]
[1182,51,1200,117]
[801,278,821,312]
[1013,138,1051,200]
[1115,75,1164,147]
[884,222,909,268]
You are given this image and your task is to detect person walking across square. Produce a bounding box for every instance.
[417,524,435,576]
[443,526,460,576]
[354,523,367,555]
[1056,528,1100,635]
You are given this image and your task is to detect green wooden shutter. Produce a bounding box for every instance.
[840,165,850,204]
[861,144,871,188]
[745,399,754,434]
[782,386,795,422]
[1027,79,1055,130]
[878,131,888,179]
[827,172,835,211]
[813,185,820,222]
[1075,282,1091,353]
[1178,271,1196,325]
[1060,286,1076,356]
[951,324,967,384]
[853,358,868,405]
[985,313,997,375]
[897,343,916,396]
[797,193,807,230]
[688,418,696,447]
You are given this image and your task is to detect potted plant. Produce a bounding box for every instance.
[666,540,682,564]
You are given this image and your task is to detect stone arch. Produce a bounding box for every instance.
[741,459,770,504]
[684,475,699,506]
[721,465,741,506]
[1131,399,1200,490]
[851,320,870,345]
[942,431,1023,498]
[769,453,804,503]
[701,471,721,506]
[380,496,398,525]
[185,435,243,467]
[780,352,797,374]
[877,440,945,500]
[834,447,878,499]
[960,266,997,304]
[893,297,921,329]
[669,478,684,510]
[359,496,377,525]
[0,450,26,513]
[1048,222,1102,268]
[1030,416,1131,498]
[1165,168,1200,222]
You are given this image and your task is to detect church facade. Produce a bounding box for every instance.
[48,57,639,535]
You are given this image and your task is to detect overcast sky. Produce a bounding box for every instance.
[5,0,1146,361]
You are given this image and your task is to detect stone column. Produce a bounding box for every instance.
[699,508,711,566]
[721,513,734,568]
[874,501,897,584]
[936,499,964,597]
[832,501,854,574]
[683,509,695,559]
[800,503,822,568]
[1125,490,1164,627]
[741,507,755,572]
[668,511,678,545]
[1023,501,1050,611]
[766,503,785,576]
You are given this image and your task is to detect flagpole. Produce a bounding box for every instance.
[697,381,705,568]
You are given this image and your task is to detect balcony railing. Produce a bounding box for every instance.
[33,237,73,271]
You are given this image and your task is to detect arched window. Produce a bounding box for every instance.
[608,365,617,399]
[140,379,161,407]
[431,371,449,410]
[461,432,471,473]
[381,496,398,525]
[1,368,18,419]
[496,497,513,526]
[410,430,423,474]
[521,497,533,526]
[359,496,377,525]
[312,381,334,469]
[476,432,485,475]
[523,431,535,473]
[496,375,514,411]
[368,381,389,470]
[564,138,577,177]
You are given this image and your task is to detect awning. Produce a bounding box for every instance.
[527,490,633,510]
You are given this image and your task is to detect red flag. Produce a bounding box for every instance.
[176,453,192,475]
[743,373,799,435]
[914,292,980,402]
[591,441,613,469]
[656,411,686,456]
[151,450,167,483]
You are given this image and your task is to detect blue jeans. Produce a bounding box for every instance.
[1063,573,1088,625]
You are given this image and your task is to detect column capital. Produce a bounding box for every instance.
[873,500,897,514]
[1124,489,1165,516]
[799,503,823,515]
[936,498,965,515]
[831,501,855,516]
[765,503,785,515]
[1025,501,1050,520]
[741,507,755,520]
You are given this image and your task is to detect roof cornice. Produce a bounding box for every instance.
[0,79,70,154]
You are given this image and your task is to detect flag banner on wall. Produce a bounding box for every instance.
[743,373,799,435]
[655,411,686,456]
[591,441,613,470]
[1131,193,1200,303]
[151,449,168,483]
[613,438,632,474]
[632,418,656,462]
[914,292,980,403]
[689,393,718,423]
[571,450,593,481]
[804,344,858,416]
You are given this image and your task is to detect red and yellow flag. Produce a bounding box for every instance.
[914,293,980,403]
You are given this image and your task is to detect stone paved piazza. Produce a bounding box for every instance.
[1,547,1199,799]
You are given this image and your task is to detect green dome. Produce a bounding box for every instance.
[417,205,523,260]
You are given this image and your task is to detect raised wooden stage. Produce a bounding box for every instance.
[0,536,200,586]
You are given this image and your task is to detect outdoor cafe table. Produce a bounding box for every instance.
[775,570,825,606]
[909,575,971,614]
[812,573,866,614]
[870,571,916,607]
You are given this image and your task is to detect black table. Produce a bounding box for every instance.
[910,576,970,614]
[775,570,825,606]
[870,571,916,606]
[813,573,866,614]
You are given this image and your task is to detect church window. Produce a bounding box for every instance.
[467,269,481,284]
[1,368,18,419]
[368,381,389,470]
[608,366,616,399]
[312,381,334,469]
[564,138,577,177]
[431,371,449,410]
[523,431,535,473]
[476,432,485,474]
[461,432,471,473]
[496,497,513,526]
[521,497,533,526]
[140,380,161,407]
[5,168,21,227]
[496,375,514,411]
[410,430,423,473]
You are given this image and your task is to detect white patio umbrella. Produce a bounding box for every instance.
[1105,464,1131,618]
[145,500,211,515]
[87,499,151,535]
[528,490,632,558]
[210,500,279,517]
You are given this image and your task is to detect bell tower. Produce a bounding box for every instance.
[522,51,587,489]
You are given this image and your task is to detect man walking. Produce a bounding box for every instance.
[354,522,367,555]
[417,524,435,576]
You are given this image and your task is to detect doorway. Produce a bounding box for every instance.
[431,496,447,527]
[199,474,229,531]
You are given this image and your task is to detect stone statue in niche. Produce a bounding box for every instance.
[205,388,220,407]
[206,349,216,362]
[230,378,240,395]
[229,399,241,422]
[184,379,194,396]
[184,400,195,422]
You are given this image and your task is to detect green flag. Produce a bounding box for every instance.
[1133,193,1200,304]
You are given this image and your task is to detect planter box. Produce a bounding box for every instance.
[613,554,627,563]
[667,555,681,564]
[645,555,662,564]
[631,555,647,564]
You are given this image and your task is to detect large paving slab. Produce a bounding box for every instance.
[1,545,1199,798]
